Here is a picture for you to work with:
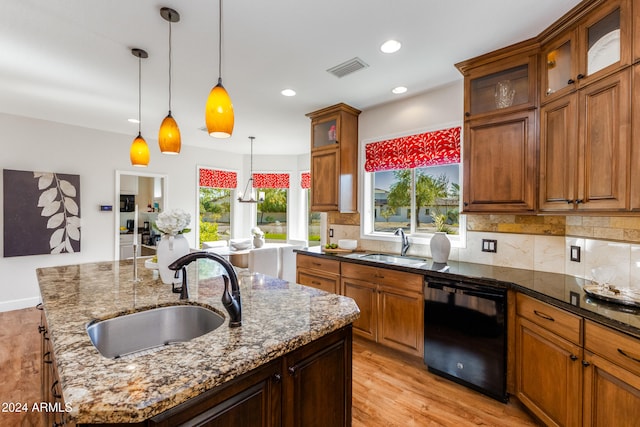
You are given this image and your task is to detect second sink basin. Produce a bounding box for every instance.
[87,305,225,359]
[345,252,428,267]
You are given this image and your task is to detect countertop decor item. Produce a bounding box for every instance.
[430,232,451,263]
[154,209,191,284]
[338,239,357,250]
[251,226,265,248]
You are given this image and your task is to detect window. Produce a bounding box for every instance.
[372,165,460,234]
[364,126,462,241]
[253,173,289,242]
[301,172,321,246]
[198,168,235,248]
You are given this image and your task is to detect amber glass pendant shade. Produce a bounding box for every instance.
[205,78,234,138]
[130,133,150,167]
[158,112,181,154]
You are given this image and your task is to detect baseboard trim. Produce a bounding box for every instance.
[0,297,42,312]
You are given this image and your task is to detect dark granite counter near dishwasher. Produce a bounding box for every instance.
[297,247,640,338]
[36,259,359,424]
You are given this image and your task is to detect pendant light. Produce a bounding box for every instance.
[238,136,263,203]
[130,48,150,167]
[205,0,234,138]
[158,7,181,154]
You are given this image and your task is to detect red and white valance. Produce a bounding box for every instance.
[364,126,461,172]
[253,173,290,189]
[199,168,237,188]
[300,172,310,189]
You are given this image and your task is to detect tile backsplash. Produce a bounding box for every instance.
[328,214,640,289]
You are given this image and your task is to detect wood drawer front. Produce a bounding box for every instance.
[585,320,640,377]
[296,254,340,274]
[297,270,338,294]
[341,262,422,293]
[516,293,582,345]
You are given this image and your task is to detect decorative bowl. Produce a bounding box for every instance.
[230,239,252,250]
[338,239,358,250]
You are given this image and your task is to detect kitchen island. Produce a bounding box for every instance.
[36,258,359,425]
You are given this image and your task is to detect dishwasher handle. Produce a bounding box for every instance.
[425,278,506,299]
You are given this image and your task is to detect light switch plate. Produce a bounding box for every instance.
[570,245,581,262]
[482,239,497,253]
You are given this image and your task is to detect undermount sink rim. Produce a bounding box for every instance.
[86,303,226,359]
[344,252,428,267]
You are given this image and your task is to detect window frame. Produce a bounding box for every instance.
[360,124,466,249]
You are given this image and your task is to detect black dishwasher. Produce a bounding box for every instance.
[424,276,508,402]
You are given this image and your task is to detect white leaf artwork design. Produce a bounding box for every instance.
[66,224,80,241]
[64,198,79,215]
[47,213,65,229]
[38,188,58,207]
[34,172,81,255]
[49,228,64,249]
[35,172,54,190]
[59,180,76,197]
[41,200,61,217]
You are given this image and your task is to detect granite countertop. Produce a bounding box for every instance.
[36,259,360,424]
[298,247,640,337]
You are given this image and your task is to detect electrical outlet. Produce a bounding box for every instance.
[570,245,581,262]
[329,228,334,238]
[482,239,497,253]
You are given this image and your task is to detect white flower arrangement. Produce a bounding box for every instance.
[154,209,191,236]
[251,226,264,238]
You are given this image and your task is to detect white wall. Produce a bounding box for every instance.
[0,112,305,311]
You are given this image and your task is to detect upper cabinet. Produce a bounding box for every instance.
[306,103,360,213]
[456,42,539,213]
[459,0,639,215]
[541,0,632,104]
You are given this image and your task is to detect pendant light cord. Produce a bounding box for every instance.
[218,0,223,79]
[137,55,142,135]
[168,15,173,112]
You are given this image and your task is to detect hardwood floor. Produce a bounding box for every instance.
[0,307,42,427]
[0,308,540,426]
[352,338,541,427]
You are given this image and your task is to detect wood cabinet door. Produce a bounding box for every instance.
[310,148,339,211]
[539,94,578,211]
[629,64,640,210]
[583,350,640,427]
[577,68,630,211]
[150,361,282,427]
[341,276,377,341]
[377,284,424,358]
[283,327,352,427]
[463,109,537,212]
[516,317,582,427]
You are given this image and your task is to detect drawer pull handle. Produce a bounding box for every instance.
[533,310,555,322]
[617,348,640,364]
[312,262,322,267]
[311,281,321,286]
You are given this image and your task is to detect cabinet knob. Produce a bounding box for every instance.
[575,199,584,204]
[288,366,298,376]
[465,112,470,117]
[463,202,469,207]
[566,199,574,204]
[577,73,585,80]
[582,360,591,367]
[272,373,282,383]
[567,78,575,85]
[570,354,578,361]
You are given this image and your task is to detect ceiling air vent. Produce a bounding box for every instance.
[327,57,369,78]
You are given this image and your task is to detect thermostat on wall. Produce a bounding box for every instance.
[100,205,113,211]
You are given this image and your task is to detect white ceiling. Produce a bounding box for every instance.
[0,0,582,156]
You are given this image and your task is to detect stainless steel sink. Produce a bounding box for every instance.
[86,305,225,358]
[345,253,428,267]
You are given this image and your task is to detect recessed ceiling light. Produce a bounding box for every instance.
[392,86,407,94]
[128,118,140,124]
[380,40,402,54]
[281,89,296,97]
